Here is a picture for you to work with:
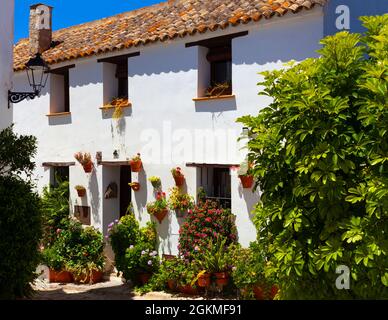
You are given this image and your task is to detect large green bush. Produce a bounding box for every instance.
[0,127,41,299]
[238,15,388,299]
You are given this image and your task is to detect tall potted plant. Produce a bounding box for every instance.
[74,152,93,173]
[146,192,169,224]
[130,153,142,172]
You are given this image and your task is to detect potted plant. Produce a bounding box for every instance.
[237,160,254,189]
[75,185,86,197]
[177,262,200,295]
[125,246,159,286]
[146,192,169,224]
[130,153,142,172]
[168,187,194,218]
[171,167,185,187]
[148,176,162,190]
[42,246,73,283]
[74,152,93,173]
[129,182,141,191]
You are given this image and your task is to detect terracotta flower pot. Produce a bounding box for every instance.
[49,269,73,283]
[198,273,212,288]
[154,209,168,224]
[130,182,141,191]
[270,285,279,299]
[130,160,142,172]
[83,162,93,173]
[253,285,265,300]
[239,175,254,188]
[73,270,103,284]
[215,272,229,286]
[174,175,185,187]
[179,284,198,295]
[139,273,152,285]
[76,188,86,197]
[167,279,177,291]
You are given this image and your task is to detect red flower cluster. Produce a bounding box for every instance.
[178,201,238,260]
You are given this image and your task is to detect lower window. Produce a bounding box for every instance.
[50,166,69,189]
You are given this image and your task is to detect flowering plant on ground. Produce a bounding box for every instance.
[168,187,194,211]
[146,192,168,215]
[124,245,159,280]
[171,167,184,178]
[74,152,92,166]
[178,200,238,260]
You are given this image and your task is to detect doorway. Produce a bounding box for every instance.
[120,165,132,217]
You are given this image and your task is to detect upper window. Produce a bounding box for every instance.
[207,46,232,97]
[99,52,139,108]
[49,65,74,114]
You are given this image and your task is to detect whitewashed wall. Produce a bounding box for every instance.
[0,0,14,130]
[13,8,324,254]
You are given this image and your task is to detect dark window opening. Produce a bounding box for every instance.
[198,167,231,209]
[207,45,232,96]
[50,166,69,189]
[49,65,74,113]
[116,60,128,99]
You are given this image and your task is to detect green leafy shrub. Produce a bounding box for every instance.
[237,15,388,299]
[0,127,41,299]
[108,213,158,283]
[41,180,70,247]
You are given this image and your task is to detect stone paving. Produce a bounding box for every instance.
[30,275,205,300]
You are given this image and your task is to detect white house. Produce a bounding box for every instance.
[0,0,14,130]
[12,0,328,256]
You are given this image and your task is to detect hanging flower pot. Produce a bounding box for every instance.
[75,186,86,197]
[239,175,254,188]
[83,161,93,173]
[49,269,73,283]
[130,153,142,172]
[198,273,212,288]
[129,182,141,191]
[214,272,229,286]
[154,209,168,224]
[171,167,185,186]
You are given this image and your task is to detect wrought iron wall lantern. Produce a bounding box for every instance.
[8,53,50,108]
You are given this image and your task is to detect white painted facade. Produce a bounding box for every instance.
[0,0,14,130]
[13,8,324,255]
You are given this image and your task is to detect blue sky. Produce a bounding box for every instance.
[15,0,163,42]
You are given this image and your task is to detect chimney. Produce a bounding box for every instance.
[29,3,53,55]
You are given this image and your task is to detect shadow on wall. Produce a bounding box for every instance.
[238,184,261,223]
[233,15,322,66]
[89,169,101,226]
[128,43,196,77]
[48,114,72,126]
[134,170,148,222]
[194,97,237,113]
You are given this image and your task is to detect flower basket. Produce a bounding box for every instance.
[138,272,152,285]
[239,175,253,188]
[49,269,73,283]
[76,188,86,197]
[73,270,103,284]
[130,160,142,172]
[215,272,229,286]
[198,273,212,288]
[83,162,93,173]
[129,182,141,192]
[153,209,168,224]
[174,175,185,187]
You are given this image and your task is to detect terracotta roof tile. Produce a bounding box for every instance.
[13,0,327,71]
